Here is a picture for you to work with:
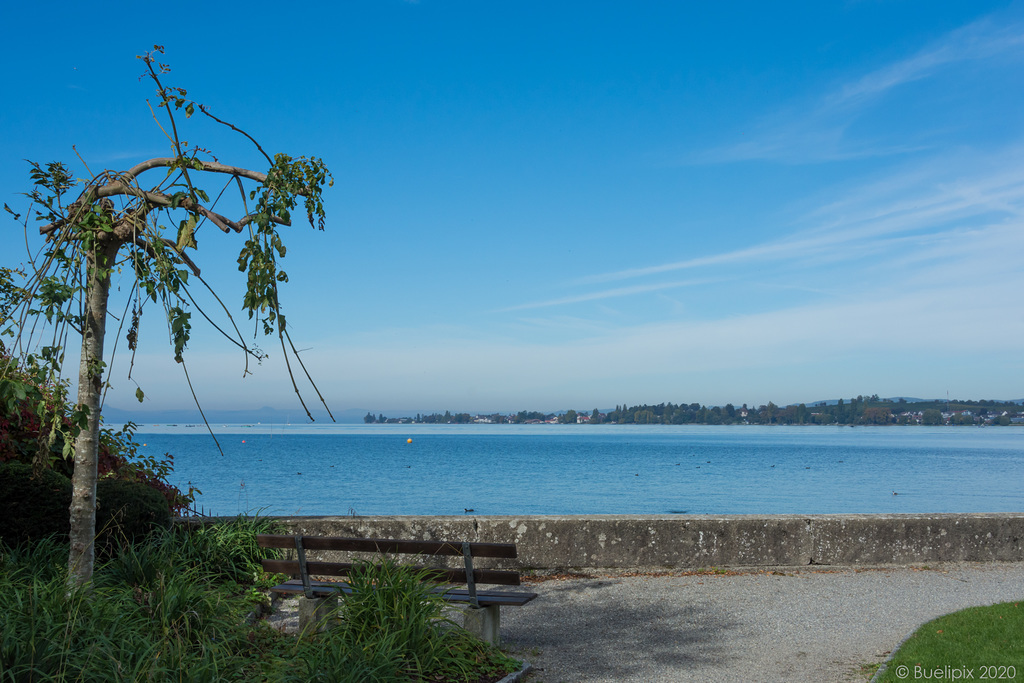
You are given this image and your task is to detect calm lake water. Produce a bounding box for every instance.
[133,424,1024,517]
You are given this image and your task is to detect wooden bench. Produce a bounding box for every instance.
[256,534,537,644]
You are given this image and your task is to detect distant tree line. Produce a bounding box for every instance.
[364,411,474,424]
[364,396,1023,426]
[591,396,1022,426]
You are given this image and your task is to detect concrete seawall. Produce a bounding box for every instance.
[268,513,1024,569]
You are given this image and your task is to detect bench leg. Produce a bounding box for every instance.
[298,595,337,633]
[463,604,501,645]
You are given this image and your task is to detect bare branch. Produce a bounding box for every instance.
[142,58,203,204]
[179,357,223,456]
[282,328,336,422]
[277,322,314,422]
[198,104,274,166]
[121,158,268,185]
[101,281,138,408]
[181,273,265,365]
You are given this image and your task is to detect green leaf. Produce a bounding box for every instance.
[176,215,197,251]
[136,387,145,403]
[168,307,191,361]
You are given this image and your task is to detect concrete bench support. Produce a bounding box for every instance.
[298,595,337,633]
[462,604,501,645]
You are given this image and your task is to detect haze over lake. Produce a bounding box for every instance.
[133,424,1024,517]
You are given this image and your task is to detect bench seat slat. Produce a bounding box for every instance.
[256,534,517,559]
[269,579,537,607]
[261,558,522,586]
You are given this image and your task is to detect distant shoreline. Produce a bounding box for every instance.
[130,422,1024,437]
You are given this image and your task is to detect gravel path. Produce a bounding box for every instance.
[499,563,1024,683]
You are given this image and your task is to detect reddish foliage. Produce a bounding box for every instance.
[0,371,194,515]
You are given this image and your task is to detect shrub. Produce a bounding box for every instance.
[1,351,197,516]
[95,478,172,555]
[0,462,177,554]
[0,461,71,546]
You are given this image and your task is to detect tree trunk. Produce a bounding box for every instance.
[67,238,120,588]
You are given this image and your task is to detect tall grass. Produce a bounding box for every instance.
[298,558,491,681]
[0,517,521,682]
[171,514,286,584]
[0,533,256,682]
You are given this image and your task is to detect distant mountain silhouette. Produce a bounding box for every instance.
[101,405,369,425]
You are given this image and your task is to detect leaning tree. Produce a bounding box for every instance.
[2,47,334,587]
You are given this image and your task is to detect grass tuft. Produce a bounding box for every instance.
[296,558,521,682]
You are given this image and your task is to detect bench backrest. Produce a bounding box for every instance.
[255,534,523,595]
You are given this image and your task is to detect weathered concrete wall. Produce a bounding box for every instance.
[267,514,1024,569]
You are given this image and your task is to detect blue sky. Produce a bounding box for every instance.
[2,1,1023,417]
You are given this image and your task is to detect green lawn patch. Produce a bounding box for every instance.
[876,601,1024,682]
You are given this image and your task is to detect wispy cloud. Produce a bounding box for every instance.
[497,278,717,311]
[695,13,1024,165]
[87,149,170,165]
[830,16,1024,109]
[581,147,1024,288]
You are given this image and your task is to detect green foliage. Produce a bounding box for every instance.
[171,514,286,585]
[0,267,25,330]
[0,536,254,682]
[297,558,521,682]
[0,462,71,547]
[95,478,172,556]
[0,461,183,553]
[96,422,198,515]
[3,52,335,585]
[239,152,333,337]
[0,535,68,584]
[0,349,75,475]
[94,515,284,592]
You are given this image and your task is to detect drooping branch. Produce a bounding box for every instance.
[131,236,201,277]
[39,161,295,237]
[187,271,266,372]
[282,328,335,422]
[198,105,274,166]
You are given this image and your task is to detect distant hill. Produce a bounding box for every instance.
[101,405,369,425]
[806,397,929,406]
[806,397,1024,407]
